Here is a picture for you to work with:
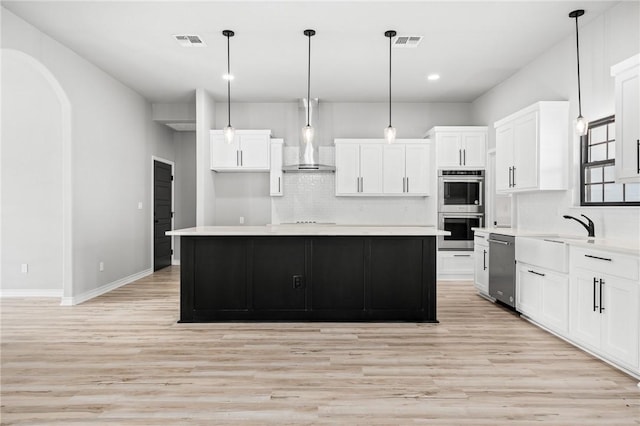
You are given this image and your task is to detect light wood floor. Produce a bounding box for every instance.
[1,267,638,425]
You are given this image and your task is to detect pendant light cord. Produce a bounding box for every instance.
[307,32,311,127]
[227,33,231,127]
[388,33,392,127]
[574,15,582,117]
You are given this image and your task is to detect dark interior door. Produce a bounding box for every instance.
[154,160,172,271]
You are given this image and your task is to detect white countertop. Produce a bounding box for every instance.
[473,227,639,256]
[167,225,450,237]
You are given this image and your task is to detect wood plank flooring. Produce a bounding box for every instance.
[1,266,638,425]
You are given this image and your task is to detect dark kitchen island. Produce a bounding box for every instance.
[167,225,448,322]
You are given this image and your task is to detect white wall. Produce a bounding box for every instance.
[1,49,64,295]
[471,2,640,241]
[210,101,471,225]
[172,131,197,261]
[1,8,175,299]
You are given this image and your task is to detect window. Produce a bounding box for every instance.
[581,115,640,206]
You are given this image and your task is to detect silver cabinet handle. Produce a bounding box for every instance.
[453,254,471,257]
[278,177,281,193]
[483,249,487,270]
[402,177,406,193]
[240,150,243,166]
[360,177,364,192]
[236,150,240,166]
[512,166,516,187]
[406,177,409,193]
[459,149,462,166]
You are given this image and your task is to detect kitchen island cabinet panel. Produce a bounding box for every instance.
[252,238,306,311]
[179,233,438,322]
[193,238,247,311]
[311,238,365,311]
[370,238,426,310]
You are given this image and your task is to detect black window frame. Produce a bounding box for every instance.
[580,115,640,206]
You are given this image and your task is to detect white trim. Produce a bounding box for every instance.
[1,289,63,298]
[172,259,181,266]
[60,268,152,306]
[151,156,175,270]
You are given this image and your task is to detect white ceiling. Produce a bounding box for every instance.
[2,1,617,104]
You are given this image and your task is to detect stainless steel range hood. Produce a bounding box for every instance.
[282,98,335,173]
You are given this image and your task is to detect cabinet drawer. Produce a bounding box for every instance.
[474,233,489,247]
[570,247,639,281]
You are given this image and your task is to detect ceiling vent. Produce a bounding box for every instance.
[173,35,206,47]
[393,35,423,48]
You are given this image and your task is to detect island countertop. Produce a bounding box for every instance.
[167,224,450,237]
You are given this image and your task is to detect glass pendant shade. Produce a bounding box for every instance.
[575,115,589,136]
[384,125,397,144]
[302,124,314,145]
[224,125,235,144]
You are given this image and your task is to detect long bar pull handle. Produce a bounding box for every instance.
[483,249,487,270]
[406,177,409,193]
[637,139,639,174]
[459,149,462,166]
[508,167,512,187]
[278,177,281,193]
[528,269,546,277]
[236,150,240,166]
[599,279,605,313]
[488,239,510,245]
[240,150,243,166]
[512,166,516,187]
[593,277,598,312]
[453,254,471,257]
[585,254,612,262]
[403,177,406,193]
[360,177,363,193]
[463,149,466,166]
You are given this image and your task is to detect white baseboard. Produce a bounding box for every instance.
[60,268,152,306]
[171,259,181,266]
[0,289,62,298]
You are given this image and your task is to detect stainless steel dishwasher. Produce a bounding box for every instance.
[488,233,516,308]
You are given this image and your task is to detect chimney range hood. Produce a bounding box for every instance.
[282,98,335,173]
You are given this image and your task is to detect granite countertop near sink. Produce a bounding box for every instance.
[473,227,639,256]
[168,225,450,237]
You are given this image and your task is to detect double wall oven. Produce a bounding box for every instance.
[438,170,485,250]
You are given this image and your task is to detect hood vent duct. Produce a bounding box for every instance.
[282,98,335,172]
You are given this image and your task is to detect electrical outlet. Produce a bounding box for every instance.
[21,264,28,273]
[137,202,143,210]
[292,275,304,289]
[239,216,245,224]
[99,261,104,272]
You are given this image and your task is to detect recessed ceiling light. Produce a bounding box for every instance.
[222,74,234,81]
[427,74,440,81]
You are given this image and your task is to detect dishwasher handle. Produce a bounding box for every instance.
[488,239,511,246]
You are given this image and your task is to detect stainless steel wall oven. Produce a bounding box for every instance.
[438,170,485,250]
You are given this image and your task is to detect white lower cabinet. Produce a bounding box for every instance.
[516,263,569,336]
[570,266,639,371]
[438,251,474,280]
[473,233,489,295]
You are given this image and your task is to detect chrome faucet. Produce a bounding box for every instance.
[563,214,595,237]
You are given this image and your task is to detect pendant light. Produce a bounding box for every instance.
[222,30,235,144]
[302,29,316,148]
[384,30,397,144]
[569,10,588,136]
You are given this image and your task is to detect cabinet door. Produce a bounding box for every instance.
[436,133,462,168]
[359,144,383,194]
[370,238,424,310]
[513,112,539,190]
[540,270,569,334]
[495,124,513,192]
[270,142,283,196]
[239,134,269,169]
[461,132,486,168]
[405,144,429,195]
[211,133,240,169]
[311,238,365,310]
[601,274,639,368]
[335,144,360,195]
[516,264,541,318]
[569,269,602,349]
[252,238,306,311]
[383,144,405,194]
[473,244,489,295]
[614,67,640,182]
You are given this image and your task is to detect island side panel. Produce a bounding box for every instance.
[179,236,195,322]
[424,236,437,322]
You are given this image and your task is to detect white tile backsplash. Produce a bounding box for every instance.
[271,173,433,225]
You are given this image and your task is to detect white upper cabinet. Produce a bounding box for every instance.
[426,126,487,169]
[269,139,283,196]
[494,101,569,193]
[335,139,430,197]
[210,129,271,171]
[611,54,640,182]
